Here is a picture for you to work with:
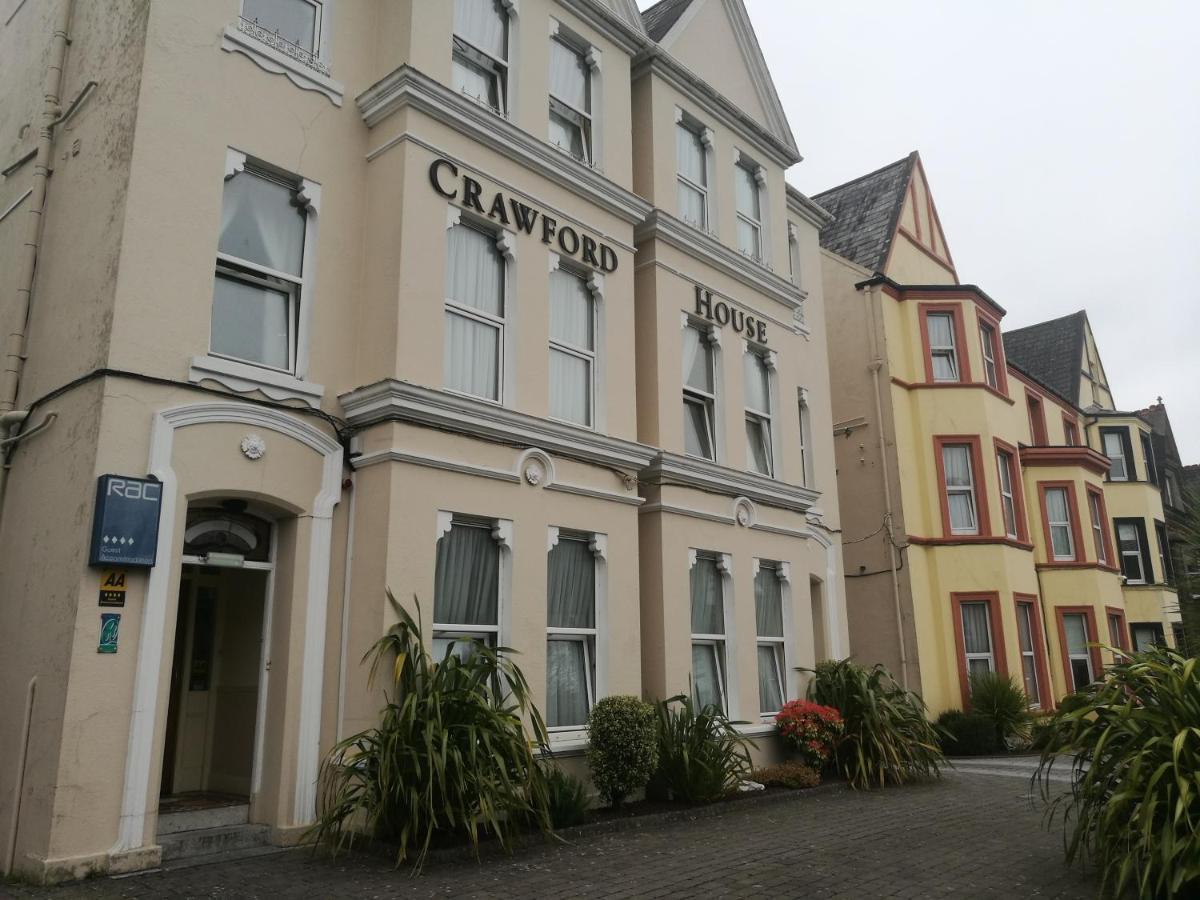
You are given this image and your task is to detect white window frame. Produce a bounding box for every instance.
[689,550,736,716]
[443,208,514,404]
[675,109,714,232]
[545,528,607,735]
[798,387,813,488]
[432,512,513,656]
[1063,612,1095,690]
[1015,602,1041,708]
[1102,430,1129,481]
[960,600,996,677]
[191,148,326,407]
[222,0,343,106]
[979,320,999,389]
[452,0,513,116]
[1117,521,1146,584]
[547,20,601,166]
[1088,491,1108,565]
[753,560,792,718]
[1045,486,1076,561]
[547,256,602,428]
[787,221,803,290]
[927,312,959,382]
[997,450,1018,539]
[942,444,979,535]
[743,344,777,477]
[682,318,721,462]
[733,151,767,264]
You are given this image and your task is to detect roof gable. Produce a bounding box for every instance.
[1002,311,1088,406]
[640,0,798,159]
[812,154,914,272]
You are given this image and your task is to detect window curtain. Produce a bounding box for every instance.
[754,567,783,638]
[691,643,722,711]
[549,351,589,424]
[547,640,588,727]
[927,313,954,349]
[676,124,706,185]
[684,398,712,459]
[735,164,760,218]
[1045,489,1071,556]
[757,645,782,713]
[454,0,506,57]
[243,0,318,51]
[219,170,305,275]
[942,445,975,529]
[444,313,498,399]
[550,270,593,348]
[548,39,588,111]
[1063,613,1088,655]
[960,602,991,655]
[690,555,724,634]
[547,537,595,628]
[743,351,769,413]
[745,418,771,474]
[682,326,711,392]
[434,524,499,625]
[211,276,290,369]
[446,223,503,316]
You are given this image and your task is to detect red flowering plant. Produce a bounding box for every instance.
[775,700,844,770]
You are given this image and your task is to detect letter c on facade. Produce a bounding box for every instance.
[429,158,459,199]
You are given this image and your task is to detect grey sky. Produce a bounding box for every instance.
[644,1,1200,460]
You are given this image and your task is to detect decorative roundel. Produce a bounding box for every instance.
[524,462,544,485]
[240,433,267,460]
[733,496,756,527]
[516,448,555,488]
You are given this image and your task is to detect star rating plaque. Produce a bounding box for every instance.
[88,475,163,568]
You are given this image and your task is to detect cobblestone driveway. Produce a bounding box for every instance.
[6,772,1095,899]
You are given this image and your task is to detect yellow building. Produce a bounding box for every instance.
[817,152,1179,716]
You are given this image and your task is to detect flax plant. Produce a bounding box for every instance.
[310,593,553,872]
[647,695,755,803]
[1035,646,1200,899]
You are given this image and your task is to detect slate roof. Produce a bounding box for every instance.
[811,153,915,272]
[1001,311,1088,406]
[1138,401,1182,465]
[641,0,693,41]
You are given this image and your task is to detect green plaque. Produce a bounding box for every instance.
[98,613,121,653]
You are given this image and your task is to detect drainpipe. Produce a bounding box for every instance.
[0,0,74,515]
[864,283,910,690]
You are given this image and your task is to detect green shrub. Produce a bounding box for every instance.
[541,765,591,828]
[586,695,658,807]
[311,593,551,872]
[1035,646,1200,899]
[646,695,755,804]
[967,671,1029,749]
[937,709,999,756]
[806,659,945,789]
[752,761,820,789]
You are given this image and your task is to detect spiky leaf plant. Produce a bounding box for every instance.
[310,593,552,872]
[647,695,755,804]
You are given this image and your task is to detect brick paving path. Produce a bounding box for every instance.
[6,773,1095,899]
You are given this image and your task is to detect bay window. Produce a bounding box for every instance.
[926,312,959,381]
[548,35,591,162]
[1101,427,1131,481]
[1062,611,1095,692]
[996,449,1019,540]
[683,323,717,460]
[452,0,509,113]
[546,534,597,729]
[1087,488,1111,565]
[1015,601,1041,706]
[1116,518,1150,583]
[743,348,773,476]
[444,221,505,401]
[754,563,785,715]
[1026,393,1048,445]
[433,519,501,659]
[1044,486,1076,561]
[548,267,595,426]
[676,119,709,230]
[941,443,979,535]
[959,601,996,680]
[213,163,309,372]
[734,160,763,261]
[1107,610,1127,652]
[978,320,999,389]
[690,553,728,713]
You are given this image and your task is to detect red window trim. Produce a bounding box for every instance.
[1104,605,1129,652]
[1037,480,1085,564]
[1062,414,1080,447]
[934,435,992,538]
[994,438,1028,543]
[1054,606,1103,693]
[1014,594,1052,710]
[950,592,1009,709]
[919,302,972,384]
[1026,390,1048,445]
[1085,484,1117,569]
[975,310,1009,397]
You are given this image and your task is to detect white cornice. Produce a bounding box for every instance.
[785,186,834,230]
[635,210,804,312]
[339,379,656,472]
[554,0,648,53]
[356,66,652,226]
[631,52,798,168]
[643,450,820,513]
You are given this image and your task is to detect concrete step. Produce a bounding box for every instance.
[159,823,270,861]
[160,844,291,873]
[158,803,248,835]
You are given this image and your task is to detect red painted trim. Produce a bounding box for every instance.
[1062,414,1080,447]
[1036,480,1086,565]
[1086,484,1117,567]
[919,302,972,384]
[896,227,958,277]
[1026,390,1049,445]
[994,438,1029,543]
[1019,445,1112,476]
[1015,593,1052,710]
[913,155,958,275]
[1105,605,1129,652]
[950,591,1009,709]
[909,180,922,242]
[890,375,1015,405]
[975,308,1009,397]
[1054,606,1104,693]
[934,435,992,538]
[905,534,1034,550]
[1034,561,1121,573]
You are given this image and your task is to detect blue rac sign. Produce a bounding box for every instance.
[88,475,163,567]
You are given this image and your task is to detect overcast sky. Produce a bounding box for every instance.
[644,1,1200,460]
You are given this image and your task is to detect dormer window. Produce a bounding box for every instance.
[452,0,509,114]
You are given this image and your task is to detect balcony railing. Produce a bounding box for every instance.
[236,16,331,78]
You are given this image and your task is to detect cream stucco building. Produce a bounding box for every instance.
[0,0,846,881]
